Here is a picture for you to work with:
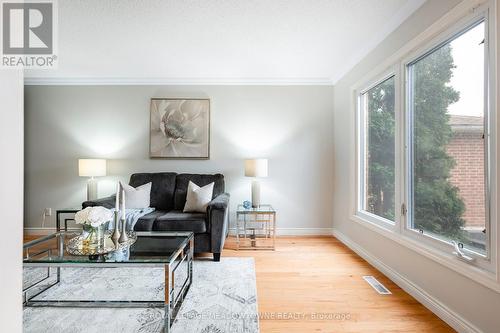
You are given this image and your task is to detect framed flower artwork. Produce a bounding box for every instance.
[150,98,210,159]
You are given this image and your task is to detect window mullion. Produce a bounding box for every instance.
[394,65,403,234]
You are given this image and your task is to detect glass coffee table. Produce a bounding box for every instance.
[23,231,194,333]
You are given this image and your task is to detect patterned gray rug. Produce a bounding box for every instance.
[23,258,259,333]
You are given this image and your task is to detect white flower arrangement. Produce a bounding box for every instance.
[75,206,113,228]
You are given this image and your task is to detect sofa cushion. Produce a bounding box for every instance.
[133,210,167,231]
[120,181,151,209]
[129,173,177,211]
[183,181,214,213]
[153,210,207,233]
[174,174,225,210]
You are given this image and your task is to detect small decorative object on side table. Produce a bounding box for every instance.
[236,204,276,250]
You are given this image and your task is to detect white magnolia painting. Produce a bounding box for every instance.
[150,99,210,159]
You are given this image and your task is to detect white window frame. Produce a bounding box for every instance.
[350,0,498,290]
[402,8,495,273]
[354,69,401,232]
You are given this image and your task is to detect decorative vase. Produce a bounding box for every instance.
[82,224,105,249]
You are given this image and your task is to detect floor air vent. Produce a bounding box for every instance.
[362,276,392,295]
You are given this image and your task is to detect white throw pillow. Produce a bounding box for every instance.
[119,181,152,209]
[183,181,214,213]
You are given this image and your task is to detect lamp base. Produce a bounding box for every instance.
[87,178,98,201]
[251,180,261,208]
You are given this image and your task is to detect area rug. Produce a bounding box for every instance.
[23,258,259,333]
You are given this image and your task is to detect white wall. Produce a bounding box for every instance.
[333,0,500,332]
[0,70,23,331]
[24,85,334,234]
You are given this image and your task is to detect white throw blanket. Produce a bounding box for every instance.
[107,207,155,231]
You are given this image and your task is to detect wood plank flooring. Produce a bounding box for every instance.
[219,236,454,333]
[23,235,454,332]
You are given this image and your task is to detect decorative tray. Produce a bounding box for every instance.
[67,231,137,256]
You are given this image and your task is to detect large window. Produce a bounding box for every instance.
[354,4,495,279]
[359,76,396,223]
[407,21,487,255]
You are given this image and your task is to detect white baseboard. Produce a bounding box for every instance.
[229,227,333,236]
[332,228,482,333]
[25,227,334,237]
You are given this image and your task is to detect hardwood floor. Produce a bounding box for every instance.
[23,235,454,332]
[220,236,454,333]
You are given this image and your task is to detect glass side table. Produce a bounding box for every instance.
[56,209,80,232]
[236,204,276,250]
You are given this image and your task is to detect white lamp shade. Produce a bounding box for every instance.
[245,159,268,178]
[78,159,107,177]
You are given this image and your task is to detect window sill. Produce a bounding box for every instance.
[349,214,500,293]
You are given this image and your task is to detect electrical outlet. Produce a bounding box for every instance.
[44,208,52,216]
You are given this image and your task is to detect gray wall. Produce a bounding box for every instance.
[333,0,500,332]
[24,85,334,233]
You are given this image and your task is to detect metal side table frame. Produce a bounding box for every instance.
[236,204,276,250]
[55,209,80,232]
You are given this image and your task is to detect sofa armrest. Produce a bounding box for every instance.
[207,193,230,255]
[82,195,116,209]
[208,192,230,211]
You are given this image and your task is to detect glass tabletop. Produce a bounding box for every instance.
[237,204,275,214]
[23,231,193,265]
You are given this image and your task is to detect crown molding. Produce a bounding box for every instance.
[23,77,335,86]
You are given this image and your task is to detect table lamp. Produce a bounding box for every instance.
[244,159,268,208]
[78,159,107,201]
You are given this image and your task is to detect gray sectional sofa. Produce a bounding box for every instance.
[82,172,230,261]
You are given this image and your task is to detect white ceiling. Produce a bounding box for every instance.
[26,0,426,84]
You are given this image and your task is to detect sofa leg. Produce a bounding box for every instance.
[213,253,221,262]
